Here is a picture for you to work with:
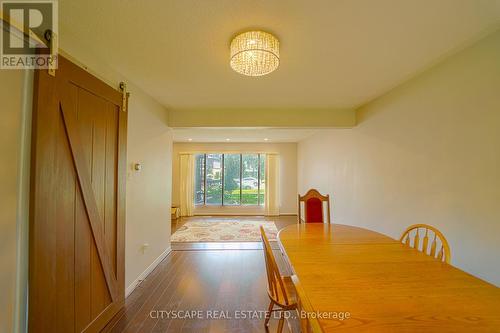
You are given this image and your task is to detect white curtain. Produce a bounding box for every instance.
[265,153,280,216]
[179,153,194,217]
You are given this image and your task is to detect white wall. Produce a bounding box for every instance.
[172,142,297,215]
[298,30,500,286]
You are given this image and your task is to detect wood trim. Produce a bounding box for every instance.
[59,56,123,106]
[116,93,128,297]
[29,58,59,331]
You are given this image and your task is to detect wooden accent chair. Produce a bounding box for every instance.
[298,189,331,223]
[260,226,298,333]
[400,224,451,264]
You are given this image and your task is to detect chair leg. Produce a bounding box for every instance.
[265,300,274,327]
[277,311,285,333]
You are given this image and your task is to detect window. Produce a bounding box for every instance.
[259,154,266,205]
[206,154,222,205]
[194,154,205,205]
[241,154,259,205]
[195,153,266,206]
[223,154,241,205]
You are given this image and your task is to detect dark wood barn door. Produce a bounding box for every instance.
[29,56,127,332]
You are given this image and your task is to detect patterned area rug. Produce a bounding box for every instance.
[171,221,278,242]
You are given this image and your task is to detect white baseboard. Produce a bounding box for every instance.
[125,247,172,298]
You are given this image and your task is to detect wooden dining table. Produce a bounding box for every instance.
[277,223,500,332]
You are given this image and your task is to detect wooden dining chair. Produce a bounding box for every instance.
[400,224,451,264]
[260,226,298,333]
[298,189,331,223]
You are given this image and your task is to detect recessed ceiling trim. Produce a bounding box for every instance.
[167,108,356,128]
[172,128,322,143]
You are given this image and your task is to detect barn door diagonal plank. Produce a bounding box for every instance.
[58,99,119,302]
[30,55,126,333]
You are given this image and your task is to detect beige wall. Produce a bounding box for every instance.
[298,30,500,286]
[173,142,298,215]
[0,69,26,333]
[125,88,172,291]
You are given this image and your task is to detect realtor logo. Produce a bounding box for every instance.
[1,0,58,69]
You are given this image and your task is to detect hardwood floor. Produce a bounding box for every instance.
[105,216,298,333]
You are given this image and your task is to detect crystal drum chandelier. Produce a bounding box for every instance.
[230,31,280,77]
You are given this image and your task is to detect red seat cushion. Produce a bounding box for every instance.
[305,197,323,223]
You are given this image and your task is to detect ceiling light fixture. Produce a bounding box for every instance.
[264,138,269,141]
[225,138,231,141]
[230,31,279,77]
[188,138,193,141]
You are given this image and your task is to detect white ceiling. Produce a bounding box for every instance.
[58,0,500,111]
[172,128,320,143]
